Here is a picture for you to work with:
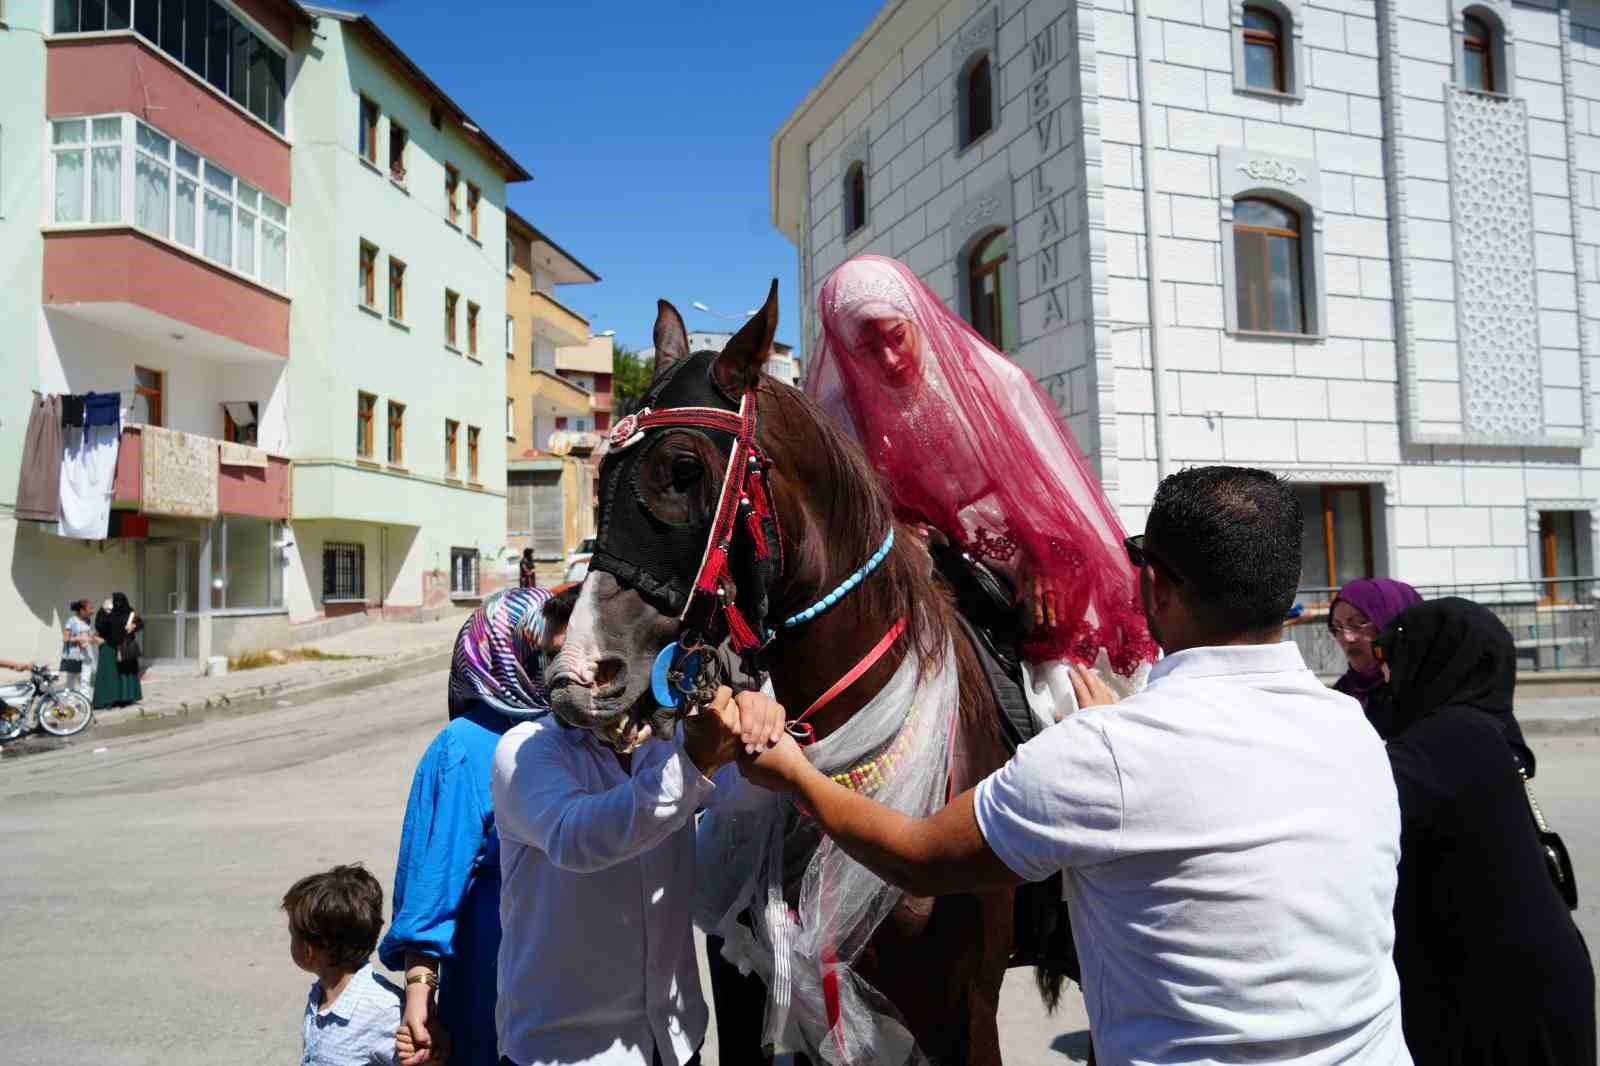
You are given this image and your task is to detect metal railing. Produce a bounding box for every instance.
[1287,576,1600,675]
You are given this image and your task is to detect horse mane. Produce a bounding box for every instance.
[758,377,999,736]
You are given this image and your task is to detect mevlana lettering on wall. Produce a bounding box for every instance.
[1030,20,1068,331]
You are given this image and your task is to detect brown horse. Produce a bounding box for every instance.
[546,285,1048,1064]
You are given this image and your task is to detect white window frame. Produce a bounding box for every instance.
[1230,0,1307,102]
[506,313,515,356]
[1217,147,1326,339]
[506,397,516,439]
[47,113,289,292]
[450,547,481,598]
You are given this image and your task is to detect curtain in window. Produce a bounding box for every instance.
[203,191,231,266]
[236,209,257,277]
[261,224,286,290]
[135,152,170,235]
[90,145,121,224]
[175,177,198,247]
[54,150,85,223]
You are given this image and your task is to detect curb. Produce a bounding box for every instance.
[10,650,452,751]
[1520,715,1600,738]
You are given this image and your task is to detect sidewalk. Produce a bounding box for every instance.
[90,611,472,737]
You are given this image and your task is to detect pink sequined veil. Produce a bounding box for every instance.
[806,254,1156,676]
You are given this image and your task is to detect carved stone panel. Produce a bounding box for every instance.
[1446,86,1544,440]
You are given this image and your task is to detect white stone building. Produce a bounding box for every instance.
[771,0,1600,595]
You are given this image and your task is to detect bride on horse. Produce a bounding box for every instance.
[807,254,1156,722]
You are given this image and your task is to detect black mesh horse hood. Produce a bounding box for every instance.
[589,349,780,639]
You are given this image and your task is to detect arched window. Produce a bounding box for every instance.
[960,54,994,149]
[968,229,1010,350]
[1242,6,1285,92]
[1233,198,1304,334]
[843,162,867,237]
[1463,13,1495,92]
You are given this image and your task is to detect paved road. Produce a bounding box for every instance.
[1,673,1596,1065]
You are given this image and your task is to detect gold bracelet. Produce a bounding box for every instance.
[405,972,439,989]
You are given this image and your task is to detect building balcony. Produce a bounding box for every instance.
[554,333,613,375]
[43,111,291,359]
[46,37,290,201]
[531,290,590,347]
[111,425,291,521]
[591,390,613,413]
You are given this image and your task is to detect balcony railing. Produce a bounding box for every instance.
[1288,577,1600,675]
[531,290,590,346]
[111,425,291,520]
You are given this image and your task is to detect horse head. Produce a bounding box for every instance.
[546,281,793,748]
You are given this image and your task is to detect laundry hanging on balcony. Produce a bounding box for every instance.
[57,407,124,541]
[15,393,64,523]
[141,426,218,519]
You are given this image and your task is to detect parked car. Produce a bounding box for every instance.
[565,537,595,584]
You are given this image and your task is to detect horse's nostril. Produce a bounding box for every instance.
[593,657,627,697]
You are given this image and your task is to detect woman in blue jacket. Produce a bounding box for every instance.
[379,584,577,1065]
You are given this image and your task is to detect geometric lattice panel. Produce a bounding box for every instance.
[1447,87,1544,439]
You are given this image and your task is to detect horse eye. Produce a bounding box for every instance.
[670,457,702,493]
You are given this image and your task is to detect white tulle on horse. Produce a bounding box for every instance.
[696,644,959,1065]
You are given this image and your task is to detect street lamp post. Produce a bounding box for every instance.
[690,301,758,322]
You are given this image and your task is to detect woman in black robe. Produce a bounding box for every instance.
[1376,598,1594,1066]
[92,592,144,709]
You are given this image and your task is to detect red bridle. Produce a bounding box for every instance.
[605,387,783,657]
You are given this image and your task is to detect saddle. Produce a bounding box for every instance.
[929,540,1081,982]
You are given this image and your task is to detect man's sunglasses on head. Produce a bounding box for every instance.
[1124,535,1183,586]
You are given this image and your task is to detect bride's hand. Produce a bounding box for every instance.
[1026,574,1060,632]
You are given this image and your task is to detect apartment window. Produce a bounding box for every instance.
[450,547,480,597]
[445,164,460,224]
[445,290,459,347]
[1242,6,1285,92]
[467,302,480,356]
[360,97,379,164]
[356,391,376,458]
[505,237,513,276]
[387,401,405,465]
[359,241,378,307]
[1463,13,1496,92]
[133,366,164,427]
[968,229,1010,351]
[958,54,994,150]
[388,257,406,320]
[1233,197,1305,334]
[208,517,284,609]
[505,314,515,356]
[51,116,120,225]
[388,121,408,183]
[466,183,480,239]
[1296,485,1374,590]
[323,542,365,601]
[54,116,287,288]
[843,162,867,237]
[445,419,459,477]
[1539,511,1580,604]
[506,398,515,439]
[467,426,480,482]
[55,0,287,133]
[222,401,259,444]
[1232,0,1303,99]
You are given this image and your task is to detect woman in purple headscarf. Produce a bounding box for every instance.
[1329,578,1423,735]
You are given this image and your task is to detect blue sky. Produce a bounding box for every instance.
[353,0,881,352]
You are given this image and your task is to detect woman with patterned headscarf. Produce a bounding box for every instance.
[379,585,576,1065]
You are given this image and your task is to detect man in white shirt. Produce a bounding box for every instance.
[745,465,1411,1066]
[493,684,783,1066]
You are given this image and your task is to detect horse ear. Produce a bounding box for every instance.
[651,300,690,382]
[713,279,778,395]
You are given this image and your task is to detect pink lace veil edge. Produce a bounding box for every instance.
[805,254,1156,675]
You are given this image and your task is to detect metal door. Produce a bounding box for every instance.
[139,540,199,660]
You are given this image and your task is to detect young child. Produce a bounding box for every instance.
[284,864,404,1066]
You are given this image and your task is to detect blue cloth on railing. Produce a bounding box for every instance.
[84,392,121,428]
